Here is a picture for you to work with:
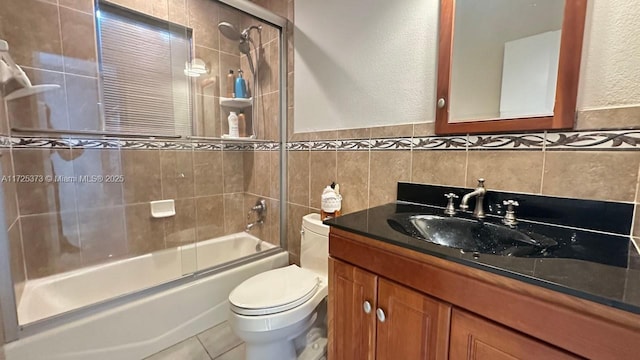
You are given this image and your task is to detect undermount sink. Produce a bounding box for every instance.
[387,214,557,257]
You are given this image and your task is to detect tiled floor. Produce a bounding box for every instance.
[145,322,244,360]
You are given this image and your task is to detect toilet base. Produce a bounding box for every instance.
[246,341,297,360]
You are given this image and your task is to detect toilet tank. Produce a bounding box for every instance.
[300,213,329,278]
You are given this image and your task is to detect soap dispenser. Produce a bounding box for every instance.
[235,69,247,98]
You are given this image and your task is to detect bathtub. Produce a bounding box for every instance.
[5,232,288,360]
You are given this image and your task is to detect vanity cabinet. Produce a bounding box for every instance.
[329,258,450,360]
[328,227,640,359]
[449,310,576,360]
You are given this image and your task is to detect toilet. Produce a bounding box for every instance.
[228,213,329,360]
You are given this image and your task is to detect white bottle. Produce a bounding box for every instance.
[228,111,239,138]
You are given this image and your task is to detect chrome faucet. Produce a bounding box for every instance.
[245,199,267,232]
[460,178,487,219]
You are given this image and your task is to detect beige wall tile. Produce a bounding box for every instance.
[60,7,97,77]
[223,150,244,193]
[287,72,294,109]
[65,74,101,131]
[165,198,196,247]
[337,151,370,214]
[286,202,309,258]
[196,195,225,241]
[413,122,436,137]
[188,0,220,49]
[223,193,245,234]
[125,203,165,256]
[287,150,309,206]
[60,0,94,14]
[542,151,640,202]
[267,198,281,246]
[121,149,162,204]
[21,212,81,278]
[337,128,370,140]
[466,151,544,194]
[195,46,221,97]
[308,130,337,141]
[2,152,18,228]
[576,106,640,130]
[0,0,63,71]
[72,148,123,209]
[195,95,221,137]
[411,150,467,187]
[168,0,188,25]
[269,150,280,199]
[370,124,413,139]
[193,150,223,196]
[160,150,194,200]
[369,151,411,207]
[8,221,25,302]
[14,148,77,215]
[244,151,270,196]
[270,41,280,93]
[309,151,337,209]
[264,92,280,141]
[78,206,127,266]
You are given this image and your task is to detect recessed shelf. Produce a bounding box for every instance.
[219,97,253,109]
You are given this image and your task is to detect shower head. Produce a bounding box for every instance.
[1,39,60,100]
[239,39,255,76]
[218,22,242,41]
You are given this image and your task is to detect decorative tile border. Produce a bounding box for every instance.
[467,133,546,150]
[412,136,468,150]
[545,131,640,150]
[285,130,640,152]
[4,129,640,152]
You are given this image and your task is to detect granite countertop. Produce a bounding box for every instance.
[325,201,640,314]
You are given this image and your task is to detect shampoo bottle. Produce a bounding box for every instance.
[238,112,246,138]
[228,112,239,138]
[235,69,247,98]
[226,69,235,98]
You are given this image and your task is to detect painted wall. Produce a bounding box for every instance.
[293,0,438,132]
[293,0,640,133]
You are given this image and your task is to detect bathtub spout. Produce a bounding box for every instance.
[245,220,263,232]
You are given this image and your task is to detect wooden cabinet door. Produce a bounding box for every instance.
[328,258,378,360]
[375,279,451,360]
[450,309,579,360]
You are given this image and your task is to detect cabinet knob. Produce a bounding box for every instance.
[376,308,386,323]
[363,301,372,314]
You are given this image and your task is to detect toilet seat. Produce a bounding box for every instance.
[230,265,320,316]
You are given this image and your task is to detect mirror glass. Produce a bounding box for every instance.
[449,0,565,123]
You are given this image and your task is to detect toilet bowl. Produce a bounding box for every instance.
[228,213,329,360]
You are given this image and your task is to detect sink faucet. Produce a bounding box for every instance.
[460,178,486,219]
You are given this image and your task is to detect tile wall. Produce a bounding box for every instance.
[0,0,283,312]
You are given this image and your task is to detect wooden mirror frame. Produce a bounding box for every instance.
[435,0,588,135]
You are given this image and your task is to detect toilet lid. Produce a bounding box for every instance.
[229,265,319,316]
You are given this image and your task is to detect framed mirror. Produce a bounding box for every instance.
[435,0,588,135]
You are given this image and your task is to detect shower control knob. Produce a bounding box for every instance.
[363,301,372,314]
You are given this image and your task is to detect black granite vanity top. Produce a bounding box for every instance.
[324,183,640,314]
